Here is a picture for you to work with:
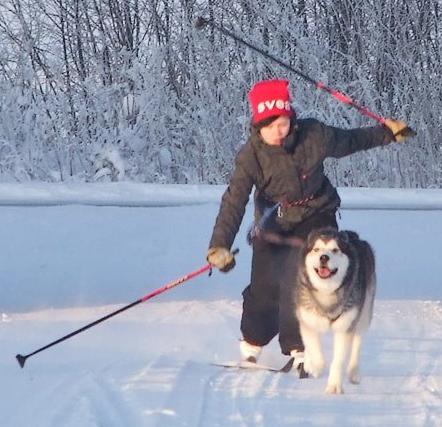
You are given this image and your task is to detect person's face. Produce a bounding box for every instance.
[259,115,291,146]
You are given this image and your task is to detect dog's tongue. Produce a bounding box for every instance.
[318,267,332,279]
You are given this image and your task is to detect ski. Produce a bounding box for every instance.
[212,360,285,372]
[212,357,309,377]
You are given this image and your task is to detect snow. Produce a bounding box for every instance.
[1,182,442,209]
[1,184,442,426]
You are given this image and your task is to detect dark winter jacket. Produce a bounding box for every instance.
[209,118,394,249]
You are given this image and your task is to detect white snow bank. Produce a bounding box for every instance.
[0,182,223,207]
[0,182,441,209]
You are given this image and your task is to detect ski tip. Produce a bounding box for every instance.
[279,358,309,378]
[297,362,309,379]
[195,17,208,30]
[280,357,295,373]
[16,354,27,368]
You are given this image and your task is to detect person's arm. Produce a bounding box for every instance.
[209,146,255,250]
[322,118,409,159]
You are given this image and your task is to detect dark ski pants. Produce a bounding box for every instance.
[240,211,338,355]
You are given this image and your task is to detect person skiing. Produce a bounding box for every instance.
[206,79,411,366]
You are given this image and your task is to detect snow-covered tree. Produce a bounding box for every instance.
[0,0,440,187]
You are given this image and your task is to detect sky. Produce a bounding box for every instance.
[1,183,442,426]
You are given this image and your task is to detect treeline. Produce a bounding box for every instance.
[0,0,440,187]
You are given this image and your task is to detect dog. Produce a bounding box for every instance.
[295,227,376,394]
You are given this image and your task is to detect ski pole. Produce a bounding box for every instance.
[16,254,236,368]
[195,17,416,139]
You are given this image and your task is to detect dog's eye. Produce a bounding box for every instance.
[313,247,320,252]
[331,248,340,254]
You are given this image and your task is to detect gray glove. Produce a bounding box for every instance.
[207,247,236,273]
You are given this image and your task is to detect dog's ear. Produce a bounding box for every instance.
[346,230,360,241]
[338,231,350,244]
[306,229,320,249]
[306,227,336,250]
[302,233,315,257]
[338,231,361,254]
[339,230,359,243]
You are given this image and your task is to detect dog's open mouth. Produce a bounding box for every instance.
[315,266,338,279]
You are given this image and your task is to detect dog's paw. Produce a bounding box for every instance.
[325,382,344,394]
[347,365,360,384]
[304,355,325,378]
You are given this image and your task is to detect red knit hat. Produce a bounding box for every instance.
[248,79,293,124]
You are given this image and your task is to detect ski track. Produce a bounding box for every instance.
[7,367,140,427]
[125,300,442,427]
[46,373,134,427]
[3,300,442,426]
[119,301,442,427]
[118,356,211,427]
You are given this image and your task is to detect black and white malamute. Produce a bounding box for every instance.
[295,227,376,394]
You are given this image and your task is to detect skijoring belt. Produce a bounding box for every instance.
[248,192,317,245]
[277,194,315,218]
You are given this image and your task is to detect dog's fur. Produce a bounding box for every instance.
[295,227,376,394]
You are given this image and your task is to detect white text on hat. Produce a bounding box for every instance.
[257,99,291,114]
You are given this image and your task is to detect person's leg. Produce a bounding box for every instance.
[278,245,304,355]
[240,238,287,356]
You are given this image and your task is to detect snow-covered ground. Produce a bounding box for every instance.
[1,184,442,426]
